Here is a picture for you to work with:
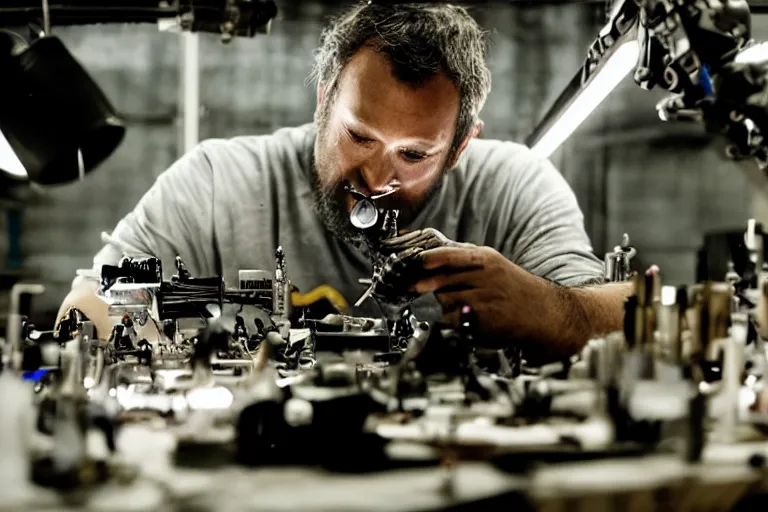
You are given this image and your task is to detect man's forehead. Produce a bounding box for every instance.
[334,48,459,143]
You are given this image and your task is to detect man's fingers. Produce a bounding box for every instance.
[394,246,424,262]
[441,308,463,329]
[412,269,485,294]
[436,289,489,329]
[434,289,478,318]
[382,230,425,247]
[420,246,486,271]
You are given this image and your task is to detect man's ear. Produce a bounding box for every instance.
[447,120,484,169]
[317,83,326,107]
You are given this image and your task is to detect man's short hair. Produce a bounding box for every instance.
[311,1,492,156]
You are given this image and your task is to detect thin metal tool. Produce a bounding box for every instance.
[355,264,385,307]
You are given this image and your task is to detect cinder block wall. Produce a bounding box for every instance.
[15,2,754,322]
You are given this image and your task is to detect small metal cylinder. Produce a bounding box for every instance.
[604,252,631,282]
[688,282,731,362]
[656,285,681,363]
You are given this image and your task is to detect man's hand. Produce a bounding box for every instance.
[410,245,582,350]
[377,229,628,358]
[408,241,629,359]
[381,228,474,252]
[365,228,470,309]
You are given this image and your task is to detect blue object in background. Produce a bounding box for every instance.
[700,65,714,97]
[22,369,49,382]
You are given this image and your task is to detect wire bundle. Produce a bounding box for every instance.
[156,277,224,320]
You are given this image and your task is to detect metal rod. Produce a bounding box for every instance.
[8,284,45,372]
[180,31,200,155]
[41,0,51,33]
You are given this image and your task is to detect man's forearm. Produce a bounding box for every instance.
[540,280,633,359]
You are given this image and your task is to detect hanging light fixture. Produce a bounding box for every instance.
[0,29,125,185]
[526,1,640,158]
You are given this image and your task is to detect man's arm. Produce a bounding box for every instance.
[501,147,632,356]
[414,245,631,360]
[56,144,216,338]
[540,279,632,359]
[411,146,631,358]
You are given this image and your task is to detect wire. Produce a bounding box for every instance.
[291,285,350,313]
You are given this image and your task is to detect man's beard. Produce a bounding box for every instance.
[310,129,446,247]
[310,155,366,246]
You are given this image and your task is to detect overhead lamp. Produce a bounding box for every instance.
[526,0,641,159]
[527,40,640,159]
[0,30,125,185]
[0,127,26,179]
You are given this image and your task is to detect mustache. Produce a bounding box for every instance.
[343,181,403,212]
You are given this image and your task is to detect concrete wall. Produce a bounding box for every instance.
[10,2,757,321]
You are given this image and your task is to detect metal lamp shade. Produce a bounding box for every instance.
[0,35,125,185]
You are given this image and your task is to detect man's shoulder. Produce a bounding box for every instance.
[196,123,315,175]
[451,135,555,194]
[460,135,543,176]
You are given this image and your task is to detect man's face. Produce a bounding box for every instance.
[313,46,461,244]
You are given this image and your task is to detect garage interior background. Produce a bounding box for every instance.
[1,0,765,325]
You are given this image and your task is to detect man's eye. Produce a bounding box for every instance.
[401,149,426,162]
[348,130,372,144]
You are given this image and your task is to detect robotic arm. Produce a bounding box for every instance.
[529,0,768,196]
[593,0,768,193]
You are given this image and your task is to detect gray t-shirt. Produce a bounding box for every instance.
[90,123,603,321]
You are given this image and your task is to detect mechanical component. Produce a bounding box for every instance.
[7,284,45,372]
[0,1,278,42]
[273,246,290,321]
[604,233,637,282]
[100,256,162,293]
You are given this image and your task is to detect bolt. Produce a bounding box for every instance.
[748,453,766,469]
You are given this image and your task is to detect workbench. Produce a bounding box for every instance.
[3,425,768,512]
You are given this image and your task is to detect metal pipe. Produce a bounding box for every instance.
[41,0,51,34]
[180,31,200,155]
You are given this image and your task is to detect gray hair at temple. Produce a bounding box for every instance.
[310,1,492,157]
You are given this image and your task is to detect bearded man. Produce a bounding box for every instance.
[59,2,630,360]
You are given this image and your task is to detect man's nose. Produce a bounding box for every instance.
[360,160,397,195]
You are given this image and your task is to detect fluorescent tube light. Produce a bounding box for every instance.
[735,41,768,64]
[0,127,27,179]
[530,40,640,158]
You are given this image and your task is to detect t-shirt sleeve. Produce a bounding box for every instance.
[87,143,216,283]
[499,149,604,286]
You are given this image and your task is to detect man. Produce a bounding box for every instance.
[59,2,630,360]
